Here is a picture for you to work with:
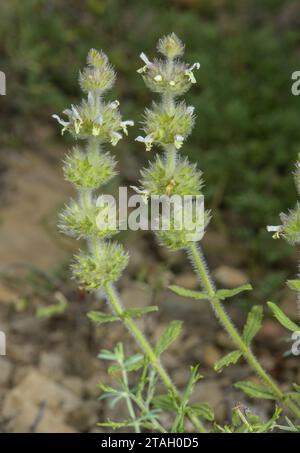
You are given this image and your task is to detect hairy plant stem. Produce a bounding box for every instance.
[188,241,300,420]
[104,282,206,432]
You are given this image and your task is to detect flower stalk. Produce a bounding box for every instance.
[136,34,300,421]
[54,48,205,433]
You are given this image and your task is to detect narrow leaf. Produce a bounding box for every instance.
[234,381,276,400]
[152,394,176,412]
[267,302,299,332]
[214,350,242,372]
[87,311,119,324]
[155,320,183,356]
[216,284,253,301]
[169,285,209,300]
[242,305,263,345]
[189,403,214,422]
[122,306,158,319]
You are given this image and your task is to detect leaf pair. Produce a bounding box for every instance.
[87,305,158,324]
[169,283,253,302]
[214,305,263,372]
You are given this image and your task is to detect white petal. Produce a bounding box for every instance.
[189,62,201,71]
[267,225,281,232]
[109,100,120,109]
[52,114,69,127]
[139,52,152,66]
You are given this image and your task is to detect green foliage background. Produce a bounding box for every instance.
[1,0,300,275]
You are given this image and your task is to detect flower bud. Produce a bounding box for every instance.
[64,147,116,189]
[157,33,185,59]
[72,242,129,290]
[141,155,203,196]
[141,101,195,150]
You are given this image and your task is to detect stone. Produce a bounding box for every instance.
[4,369,81,414]
[63,376,84,397]
[173,272,199,289]
[39,351,64,380]
[190,380,226,420]
[202,344,222,368]
[280,295,299,321]
[2,369,81,433]
[0,357,13,386]
[213,265,249,288]
[121,282,152,309]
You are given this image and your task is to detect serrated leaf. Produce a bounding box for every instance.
[152,394,176,412]
[287,279,300,291]
[122,306,159,319]
[169,285,209,300]
[189,403,214,421]
[267,302,299,332]
[155,320,183,356]
[216,284,253,301]
[87,311,119,324]
[234,381,276,400]
[242,305,263,345]
[214,350,242,372]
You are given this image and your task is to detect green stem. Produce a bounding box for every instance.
[188,242,300,420]
[120,363,141,433]
[104,282,207,432]
[165,145,177,179]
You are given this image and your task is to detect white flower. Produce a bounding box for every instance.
[94,113,103,125]
[187,105,195,115]
[92,124,101,136]
[169,80,176,86]
[130,186,149,203]
[185,62,200,84]
[110,131,122,146]
[174,134,184,149]
[267,225,282,239]
[137,52,153,74]
[135,134,154,151]
[109,100,120,110]
[52,114,69,128]
[120,120,134,135]
[154,74,162,82]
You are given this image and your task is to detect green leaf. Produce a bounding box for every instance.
[216,284,253,301]
[36,301,67,318]
[189,403,214,421]
[287,279,300,291]
[286,392,300,405]
[169,285,209,300]
[155,320,183,356]
[122,306,159,319]
[267,302,299,332]
[87,311,119,324]
[242,305,263,345]
[152,394,176,412]
[214,350,242,372]
[234,381,276,400]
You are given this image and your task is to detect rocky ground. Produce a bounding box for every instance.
[0,139,299,432]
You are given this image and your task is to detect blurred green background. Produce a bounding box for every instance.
[1,0,300,289]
